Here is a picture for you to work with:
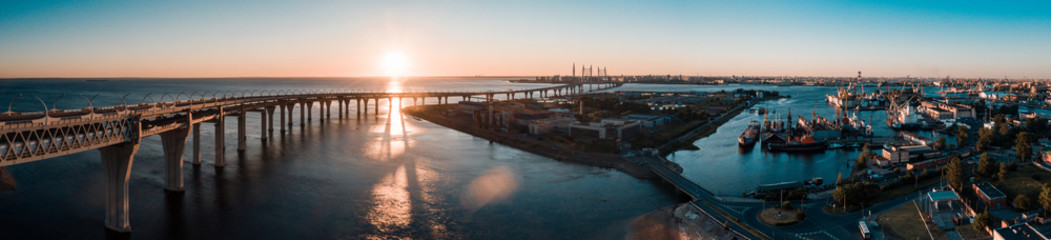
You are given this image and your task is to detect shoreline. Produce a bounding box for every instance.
[403,105,657,179]
[403,99,772,239]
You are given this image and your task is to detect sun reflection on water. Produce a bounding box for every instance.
[366,165,411,236]
[362,77,414,160]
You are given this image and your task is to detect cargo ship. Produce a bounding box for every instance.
[738,120,761,147]
[826,83,887,110]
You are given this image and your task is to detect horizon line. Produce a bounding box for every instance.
[1,75,1048,80]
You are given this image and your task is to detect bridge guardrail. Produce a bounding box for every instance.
[2,83,615,132]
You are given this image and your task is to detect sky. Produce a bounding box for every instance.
[1,0,1050,78]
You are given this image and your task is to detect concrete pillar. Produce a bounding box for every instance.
[279,104,286,133]
[237,110,246,152]
[317,101,324,123]
[299,102,306,126]
[325,101,332,119]
[259,110,268,142]
[215,111,226,167]
[487,97,494,128]
[374,98,378,115]
[160,127,189,192]
[266,106,275,134]
[306,102,314,122]
[357,99,362,118]
[99,141,139,232]
[319,101,326,122]
[287,104,294,128]
[192,123,201,165]
[338,99,344,119]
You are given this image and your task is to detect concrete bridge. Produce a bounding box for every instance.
[0,81,621,232]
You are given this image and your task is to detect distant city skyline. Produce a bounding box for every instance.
[2,0,1051,78]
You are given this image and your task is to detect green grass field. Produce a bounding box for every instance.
[876,202,946,240]
[990,165,1051,200]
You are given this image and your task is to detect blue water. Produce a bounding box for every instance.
[0,78,675,239]
[607,83,957,195]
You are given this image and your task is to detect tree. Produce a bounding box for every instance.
[1014,194,1032,211]
[973,210,990,232]
[956,125,969,147]
[971,101,987,115]
[833,182,880,210]
[1026,117,1049,135]
[978,153,995,177]
[836,172,844,186]
[993,114,1006,124]
[944,156,965,190]
[998,123,1014,145]
[997,162,1009,181]
[977,128,994,152]
[1026,117,1049,137]
[860,143,873,158]
[1016,132,1032,162]
[1040,184,1051,215]
[934,136,947,150]
[856,144,873,168]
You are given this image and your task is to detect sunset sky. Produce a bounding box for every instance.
[2,0,1050,78]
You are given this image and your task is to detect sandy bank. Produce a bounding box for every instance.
[403,105,655,179]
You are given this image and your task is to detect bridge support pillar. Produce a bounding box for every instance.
[306,102,314,123]
[338,99,343,119]
[259,111,268,142]
[237,111,246,152]
[279,104,286,133]
[160,127,189,192]
[299,102,306,126]
[265,106,275,135]
[215,114,226,168]
[192,123,201,165]
[316,101,323,122]
[318,101,325,123]
[374,98,378,115]
[287,104,295,128]
[357,99,362,118]
[99,141,139,233]
[325,101,332,120]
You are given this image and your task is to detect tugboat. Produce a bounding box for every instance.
[738,120,761,147]
[767,135,828,152]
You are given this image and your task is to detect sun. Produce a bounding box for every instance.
[382,51,409,77]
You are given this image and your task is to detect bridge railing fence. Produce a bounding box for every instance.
[2,83,590,130]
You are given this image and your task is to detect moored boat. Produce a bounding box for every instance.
[767,135,827,152]
[738,120,761,147]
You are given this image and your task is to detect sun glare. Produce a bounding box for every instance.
[382,51,409,77]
